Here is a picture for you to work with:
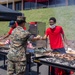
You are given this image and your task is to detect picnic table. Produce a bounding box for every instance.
[0,45,9,67]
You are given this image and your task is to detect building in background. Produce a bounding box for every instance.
[0,0,75,10]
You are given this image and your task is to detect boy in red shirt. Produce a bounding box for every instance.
[41,17,70,75]
[1,21,16,40]
[1,20,26,40]
[41,17,67,52]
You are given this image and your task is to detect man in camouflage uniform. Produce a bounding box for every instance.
[7,16,40,75]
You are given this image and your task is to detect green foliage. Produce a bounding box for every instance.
[0,5,75,39]
[0,22,9,35]
[22,5,75,40]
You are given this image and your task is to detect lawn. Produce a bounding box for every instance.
[0,5,75,40]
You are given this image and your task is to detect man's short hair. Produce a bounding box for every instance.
[49,17,56,23]
[17,16,26,25]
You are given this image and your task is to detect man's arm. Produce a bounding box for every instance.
[39,35,47,40]
[30,35,42,41]
[31,34,48,41]
[1,28,13,40]
[62,34,69,46]
[2,34,10,39]
[0,33,10,40]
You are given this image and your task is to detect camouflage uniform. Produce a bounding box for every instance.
[7,26,30,75]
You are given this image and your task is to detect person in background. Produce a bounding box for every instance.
[1,16,27,40]
[0,20,16,40]
[0,21,16,45]
[40,17,70,75]
[7,16,41,75]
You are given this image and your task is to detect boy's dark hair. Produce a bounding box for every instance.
[49,17,56,23]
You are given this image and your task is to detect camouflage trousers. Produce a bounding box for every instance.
[7,60,26,75]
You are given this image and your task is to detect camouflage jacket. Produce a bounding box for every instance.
[7,26,30,61]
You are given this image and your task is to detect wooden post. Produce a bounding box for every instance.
[13,0,15,10]
[66,0,68,6]
[48,0,49,7]
[55,0,56,6]
[7,0,8,8]
[35,0,37,9]
[21,0,23,10]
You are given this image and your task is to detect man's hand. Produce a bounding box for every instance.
[36,35,42,40]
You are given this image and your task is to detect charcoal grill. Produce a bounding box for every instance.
[34,52,75,75]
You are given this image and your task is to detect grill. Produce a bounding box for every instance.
[34,52,75,71]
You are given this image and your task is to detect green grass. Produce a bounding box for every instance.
[0,22,9,36]
[0,5,75,39]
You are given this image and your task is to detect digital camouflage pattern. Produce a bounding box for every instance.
[7,26,30,75]
[17,16,26,21]
[7,60,26,75]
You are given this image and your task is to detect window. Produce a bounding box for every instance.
[24,2,36,10]
[68,0,75,5]
[23,2,31,10]
[15,1,21,10]
[8,3,13,9]
[56,0,66,6]
[23,1,48,10]
[37,2,48,8]
[49,0,56,7]
[30,2,35,9]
